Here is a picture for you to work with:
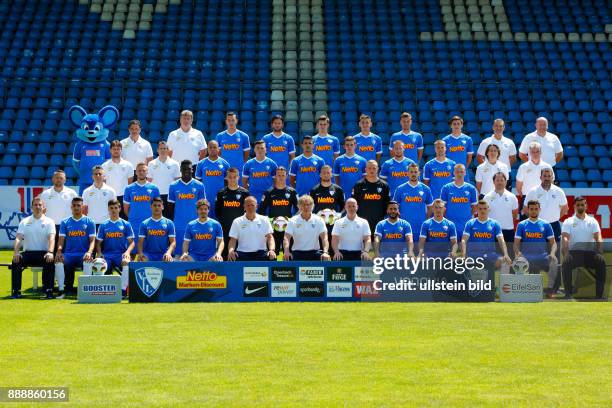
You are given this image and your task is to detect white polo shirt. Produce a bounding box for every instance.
[519,131,563,166]
[120,136,153,168]
[101,158,134,196]
[483,189,518,230]
[148,157,181,195]
[477,135,517,168]
[331,215,371,251]
[17,214,55,251]
[285,213,327,251]
[516,160,553,195]
[167,127,207,164]
[229,213,273,252]
[525,185,568,223]
[475,160,510,195]
[562,214,601,250]
[83,183,117,224]
[39,186,78,225]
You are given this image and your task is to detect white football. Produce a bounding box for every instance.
[272,216,289,232]
[91,258,108,276]
[317,208,340,225]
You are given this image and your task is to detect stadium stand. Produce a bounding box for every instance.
[0,0,609,188]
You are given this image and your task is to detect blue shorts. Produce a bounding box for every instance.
[103,253,124,272]
[191,252,215,262]
[63,253,84,269]
[144,252,165,262]
[524,255,550,273]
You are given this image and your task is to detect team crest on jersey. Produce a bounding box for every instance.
[285,193,290,199]
[487,225,492,231]
[192,188,196,192]
[147,189,152,193]
[443,225,448,230]
[447,165,451,170]
[377,187,382,193]
[419,191,424,195]
[540,226,545,232]
[464,191,469,195]
[354,161,359,165]
[209,227,213,232]
[266,165,270,169]
[330,190,335,195]
[218,164,223,169]
[283,141,287,145]
[461,140,466,144]
[135,267,163,298]
[236,194,241,199]
[119,225,124,230]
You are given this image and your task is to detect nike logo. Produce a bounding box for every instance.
[245,286,266,295]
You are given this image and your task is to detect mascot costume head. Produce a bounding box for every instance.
[68,105,119,194]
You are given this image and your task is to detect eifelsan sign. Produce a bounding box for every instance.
[499,274,543,303]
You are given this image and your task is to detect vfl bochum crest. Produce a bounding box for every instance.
[135,267,164,297]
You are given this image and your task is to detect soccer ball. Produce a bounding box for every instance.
[317,208,340,225]
[272,216,289,232]
[511,256,530,275]
[91,258,108,276]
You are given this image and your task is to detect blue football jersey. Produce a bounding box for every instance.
[389,131,423,163]
[354,133,383,162]
[216,130,251,174]
[243,157,278,200]
[261,132,296,170]
[393,182,434,235]
[462,218,502,257]
[375,218,413,242]
[139,217,175,254]
[419,217,457,257]
[515,218,554,257]
[289,154,324,196]
[312,135,340,166]
[423,158,456,199]
[442,134,474,181]
[333,154,367,199]
[123,182,161,234]
[59,216,96,254]
[380,157,417,197]
[184,218,224,260]
[97,218,134,254]
[168,179,206,230]
[195,157,231,218]
[73,140,111,188]
[440,182,478,236]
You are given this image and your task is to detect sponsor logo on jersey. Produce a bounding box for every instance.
[391,171,410,177]
[132,195,152,202]
[205,170,223,176]
[67,230,86,237]
[299,166,317,173]
[85,149,101,156]
[317,196,335,204]
[403,143,416,149]
[403,195,423,203]
[223,201,241,207]
[473,231,493,239]
[429,231,448,238]
[315,145,332,151]
[525,231,544,239]
[384,232,404,240]
[449,145,466,152]
[433,171,452,177]
[270,146,286,152]
[105,231,124,239]
[178,192,196,200]
[251,171,270,178]
[364,193,382,200]
[222,143,240,150]
[450,196,469,203]
[194,233,213,240]
[358,145,375,152]
[147,229,167,237]
[272,199,290,206]
[341,167,359,173]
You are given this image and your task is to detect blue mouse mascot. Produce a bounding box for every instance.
[68,105,119,194]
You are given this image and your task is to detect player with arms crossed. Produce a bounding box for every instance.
[418,199,458,259]
[96,199,135,297]
[374,201,414,258]
[54,197,96,298]
[137,197,176,262]
[180,199,224,262]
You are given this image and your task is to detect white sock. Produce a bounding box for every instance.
[548,261,558,290]
[55,263,65,291]
[121,265,129,290]
[82,261,93,276]
[500,263,510,274]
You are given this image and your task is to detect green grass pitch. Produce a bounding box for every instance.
[1,250,610,407]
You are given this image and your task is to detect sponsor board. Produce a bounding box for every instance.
[326,282,353,297]
[353,282,380,298]
[243,266,269,282]
[354,266,377,282]
[298,266,325,282]
[78,275,121,303]
[176,270,227,289]
[499,274,543,303]
[135,267,164,297]
[243,283,270,297]
[326,267,353,282]
[271,266,297,282]
[271,282,297,297]
[299,282,325,297]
